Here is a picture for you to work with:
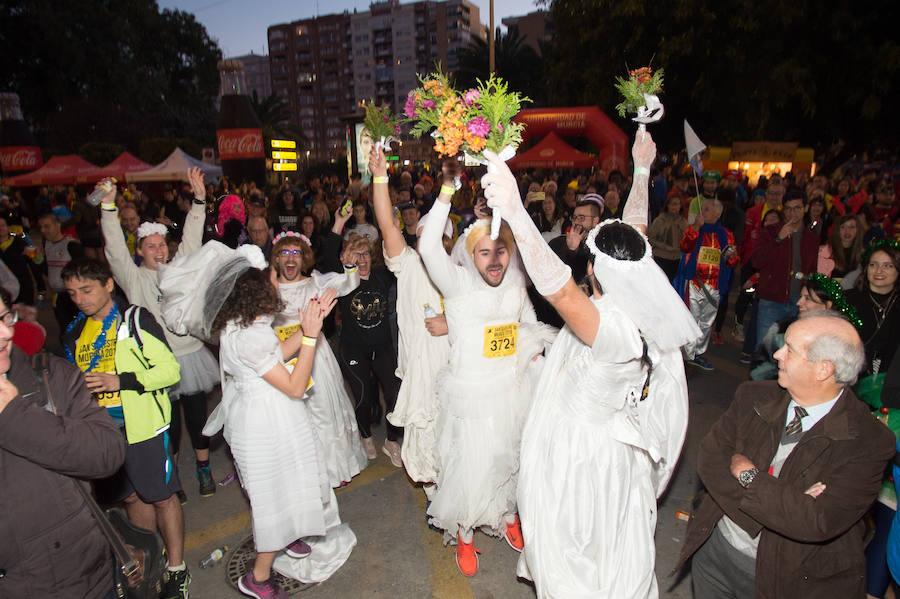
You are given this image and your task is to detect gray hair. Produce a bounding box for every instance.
[799,310,865,385]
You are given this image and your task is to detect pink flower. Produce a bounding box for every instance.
[394,124,402,135]
[421,99,436,111]
[404,93,418,118]
[497,123,504,132]
[466,117,490,138]
[463,89,481,107]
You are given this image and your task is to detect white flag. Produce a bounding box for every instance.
[684,120,706,160]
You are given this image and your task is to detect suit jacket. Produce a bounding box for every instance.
[676,380,895,598]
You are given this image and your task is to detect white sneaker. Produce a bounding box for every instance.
[362,437,377,460]
[382,440,403,468]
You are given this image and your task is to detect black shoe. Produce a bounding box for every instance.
[177,490,188,505]
[197,466,216,497]
[162,568,191,599]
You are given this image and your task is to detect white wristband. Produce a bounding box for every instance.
[634,166,650,177]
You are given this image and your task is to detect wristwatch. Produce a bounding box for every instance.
[738,467,759,488]
[192,197,206,206]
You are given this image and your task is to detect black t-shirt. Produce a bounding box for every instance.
[339,267,395,347]
[846,288,900,375]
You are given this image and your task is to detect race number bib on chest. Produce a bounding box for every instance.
[697,246,721,266]
[275,324,301,341]
[483,323,518,358]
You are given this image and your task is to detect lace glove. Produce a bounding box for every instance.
[482,151,571,296]
[622,131,657,230]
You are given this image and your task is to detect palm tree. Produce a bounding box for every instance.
[457,29,545,105]
[250,91,309,150]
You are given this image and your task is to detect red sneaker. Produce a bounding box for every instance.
[504,515,524,552]
[455,534,481,577]
[712,332,724,345]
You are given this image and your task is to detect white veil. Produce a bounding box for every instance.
[585,219,699,351]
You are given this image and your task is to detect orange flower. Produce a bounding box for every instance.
[629,66,652,83]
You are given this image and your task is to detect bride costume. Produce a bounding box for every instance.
[418,200,556,543]
[383,212,452,484]
[274,266,368,488]
[481,144,699,598]
[158,242,356,583]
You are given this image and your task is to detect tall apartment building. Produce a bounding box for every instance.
[501,10,553,57]
[226,53,272,100]
[268,0,486,161]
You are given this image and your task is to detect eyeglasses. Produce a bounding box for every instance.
[0,310,18,328]
[279,249,302,256]
[572,214,593,223]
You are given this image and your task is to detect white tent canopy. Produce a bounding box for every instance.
[126,147,222,183]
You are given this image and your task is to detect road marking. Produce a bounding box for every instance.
[413,489,474,599]
[184,457,403,551]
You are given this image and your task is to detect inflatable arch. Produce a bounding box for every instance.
[513,107,629,172]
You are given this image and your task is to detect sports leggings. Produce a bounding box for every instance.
[339,340,402,442]
[169,391,210,455]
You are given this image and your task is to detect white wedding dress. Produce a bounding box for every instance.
[419,202,556,542]
[516,294,689,598]
[274,270,368,488]
[210,317,356,583]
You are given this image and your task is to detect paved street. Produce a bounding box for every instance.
[37,299,747,598]
[171,331,747,598]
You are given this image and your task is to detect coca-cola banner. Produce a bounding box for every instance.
[216,128,263,160]
[0,145,43,174]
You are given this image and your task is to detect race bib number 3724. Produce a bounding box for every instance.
[483,323,518,358]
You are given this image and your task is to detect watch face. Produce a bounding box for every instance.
[739,468,757,487]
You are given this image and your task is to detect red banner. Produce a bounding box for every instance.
[0,145,43,173]
[216,128,263,160]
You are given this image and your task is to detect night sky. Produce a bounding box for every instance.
[159,0,541,58]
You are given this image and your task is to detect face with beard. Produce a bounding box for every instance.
[274,242,307,282]
[472,236,510,287]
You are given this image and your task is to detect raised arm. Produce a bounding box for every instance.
[176,167,208,257]
[264,288,337,398]
[482,152,605,344]
[97,179,140,293]
[418,163,467,298]
[621,132,657,234]
[370,147,406,259]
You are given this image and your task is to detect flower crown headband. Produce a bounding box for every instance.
[137,222,168,240]
[272,230,312,248]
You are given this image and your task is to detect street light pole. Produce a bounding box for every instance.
[489,0,495,73]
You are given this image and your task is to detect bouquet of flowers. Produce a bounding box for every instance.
[614,66,665,128]
[363,100,402,149]
[405,71,529,161]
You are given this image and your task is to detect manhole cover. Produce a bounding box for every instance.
[225,535,316,595]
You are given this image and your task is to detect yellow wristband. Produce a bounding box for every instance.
[440,184,455,196]
[301,336,317,347]
[373,176,389,184]
[100,203,117,212]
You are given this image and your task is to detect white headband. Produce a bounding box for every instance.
[137,222,168,240]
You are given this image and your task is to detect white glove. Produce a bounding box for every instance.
[482,151,571,296]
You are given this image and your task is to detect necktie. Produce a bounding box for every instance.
[782,405,808,444]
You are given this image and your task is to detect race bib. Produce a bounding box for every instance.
[483,323,518,358]
[95,390,122,408]
[275,324,301,341]
[697,246,721,266]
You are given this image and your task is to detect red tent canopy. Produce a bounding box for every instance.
[3,155,100,187]
[80,151,152,183]
[507,131,598,170]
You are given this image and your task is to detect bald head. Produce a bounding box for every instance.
[773,311,865,405]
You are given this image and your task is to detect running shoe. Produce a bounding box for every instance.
[238,572,286,599]
[687,356,715,371]
[504,515,524,552]
[362,437,377,460]
[285,539,311,559]
[161,568,190,599]
[382,440,403,468]
[455,534,481,577]
[197,466,216,498]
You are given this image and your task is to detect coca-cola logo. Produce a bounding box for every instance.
[217,128,263,160]
[0,146,43,172]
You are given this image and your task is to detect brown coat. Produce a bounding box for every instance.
[0,348,126,599]
[676,380,895,598]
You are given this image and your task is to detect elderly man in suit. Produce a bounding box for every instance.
[676,310,896,598]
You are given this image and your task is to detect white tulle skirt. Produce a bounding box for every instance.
[426,367,530,543]
[306,339,368,487]
[170,346,219,399]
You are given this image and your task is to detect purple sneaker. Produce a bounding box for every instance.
[285,538,311,559]
[238,572,287,599]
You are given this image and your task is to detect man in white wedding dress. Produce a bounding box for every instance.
[418,160,555,578]
[482,131,698,598]
[270,229,368,489]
